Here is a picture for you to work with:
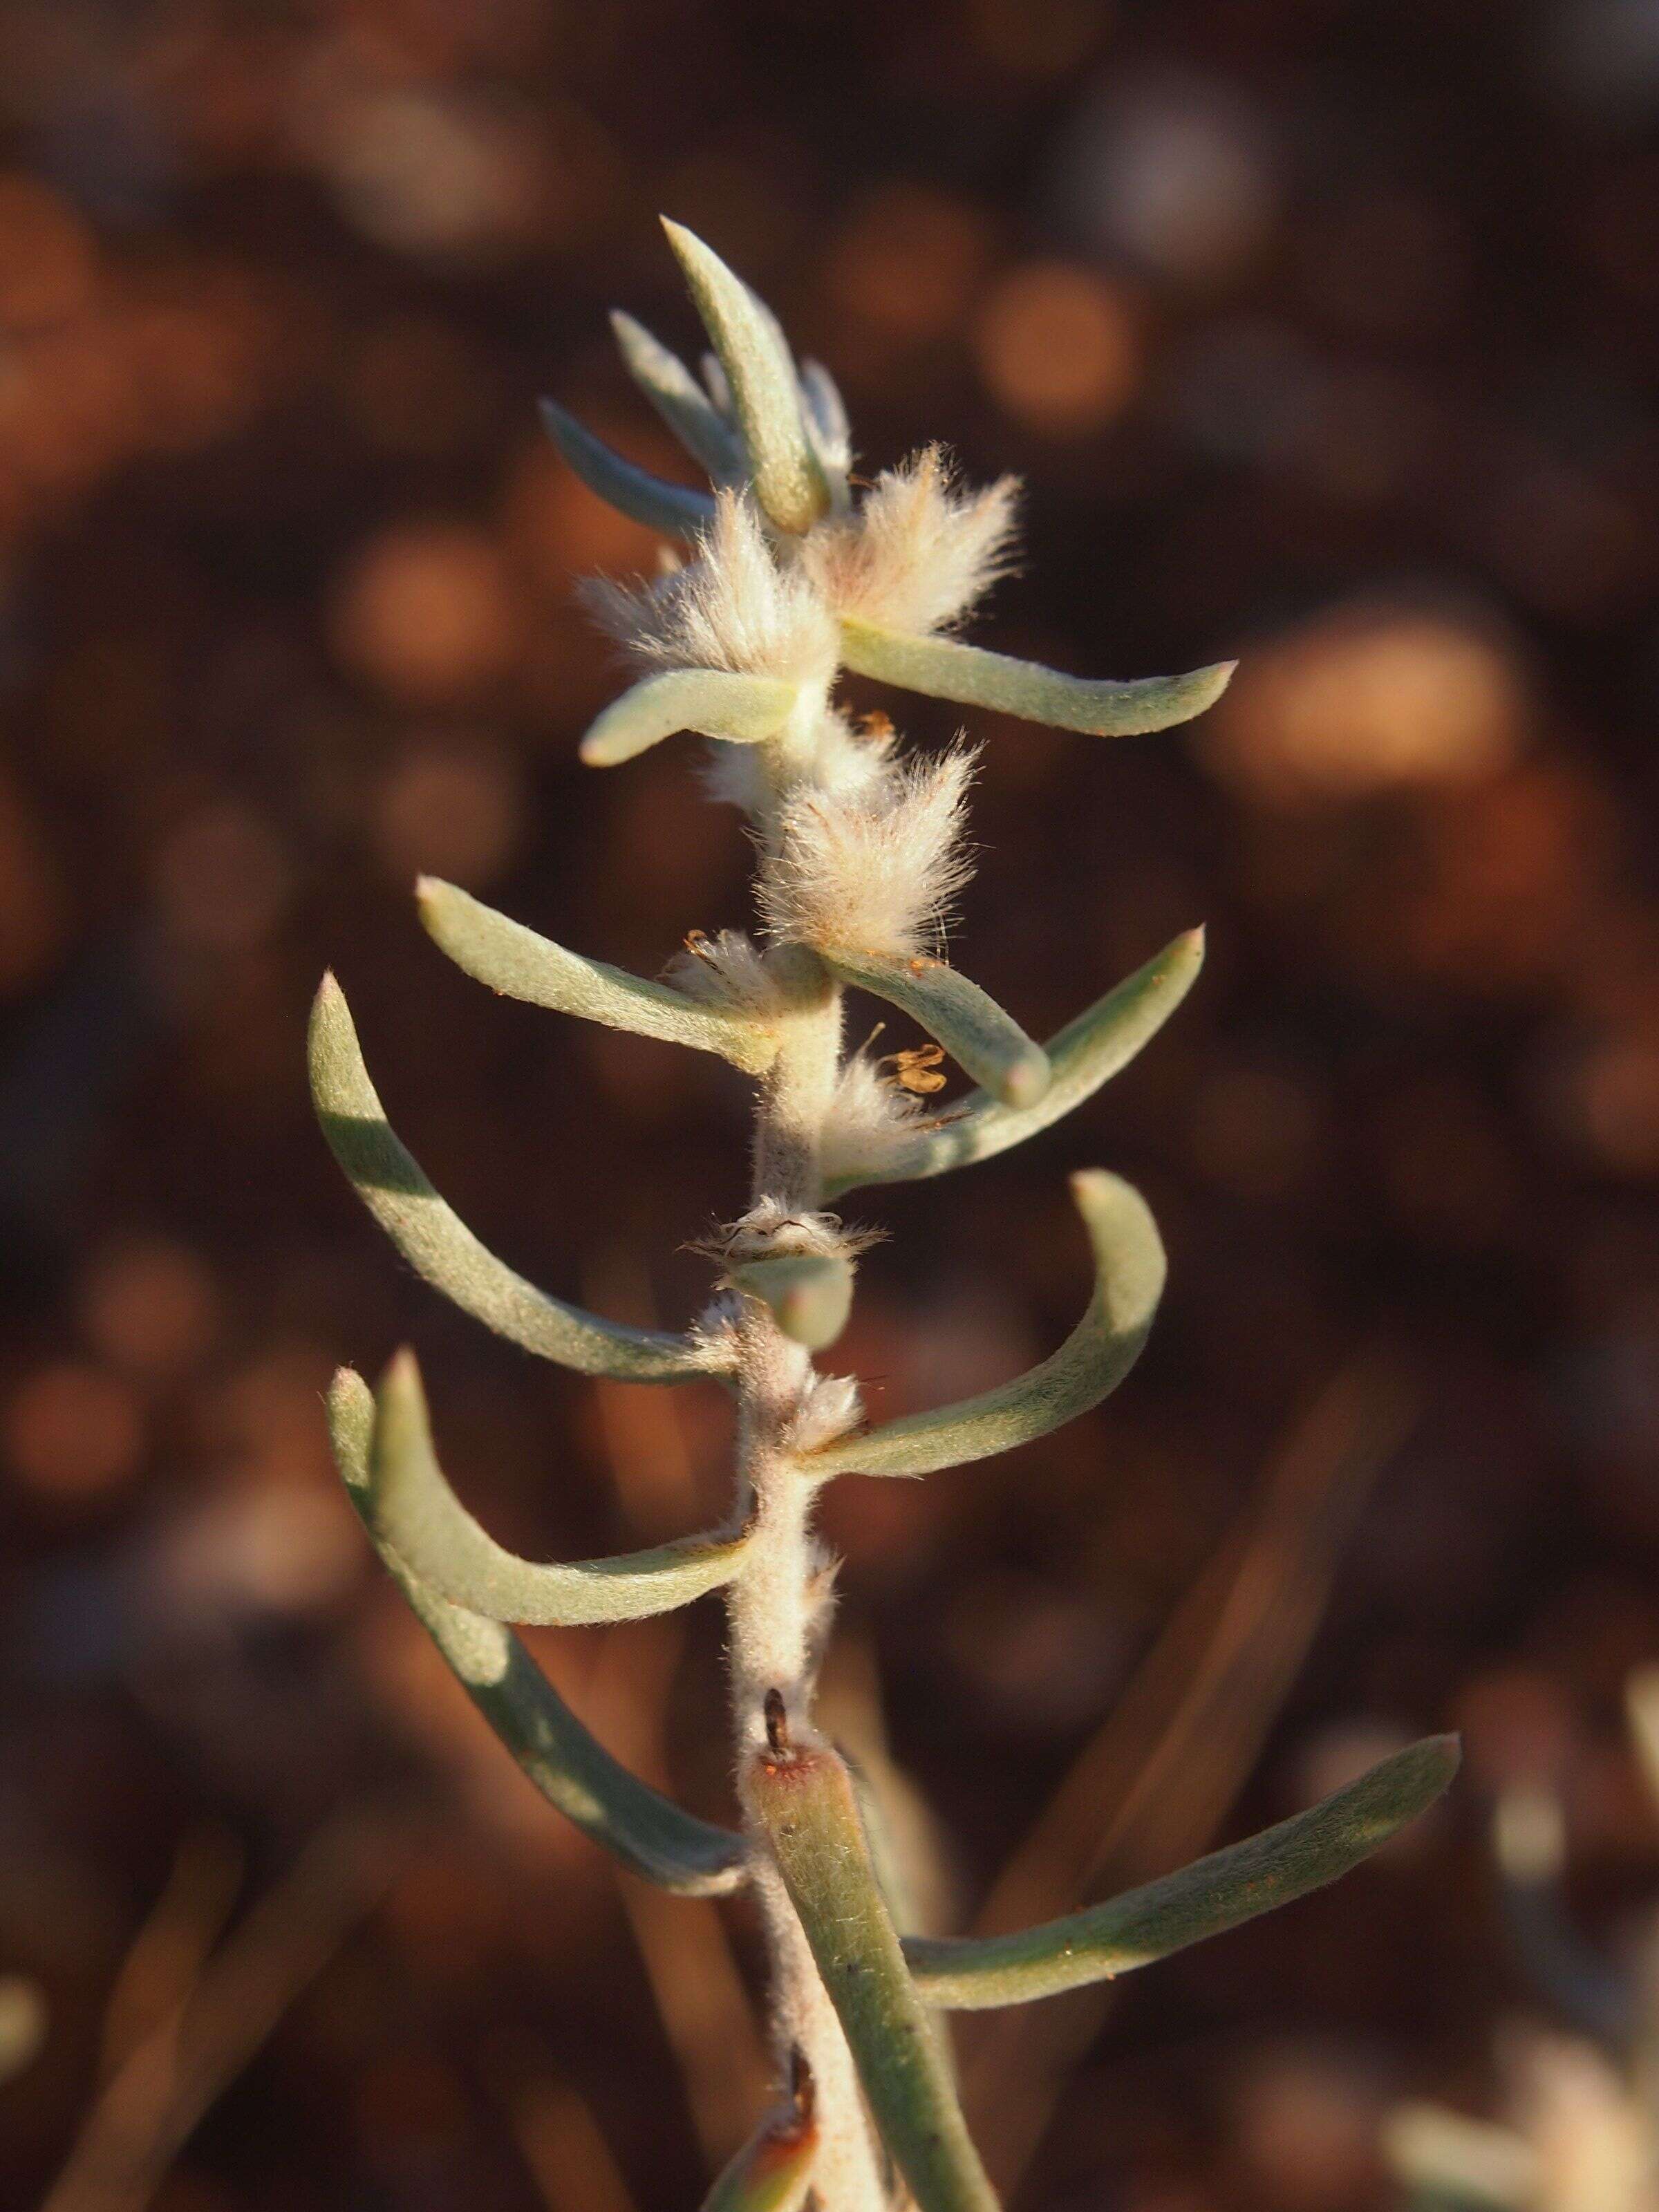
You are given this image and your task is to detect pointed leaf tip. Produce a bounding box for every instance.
[659,218,828,534]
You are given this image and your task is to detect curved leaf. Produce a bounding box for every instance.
[416,878,775,1074]
[802,1170,1163,1479]
[839,617,1235,736]
[662,221,829,534]
[825,930,1205,1194]
[816,947,1049,1112]
[309,974,729,1382]
[904,1735,1460,2007]
[749,1742,996,2212]
[798,359,852,480]
[538,396,717,538]
[327,1370,747,1896]
[610,310,745,481]
[366,1350,753,1626]
[580,668,798,769]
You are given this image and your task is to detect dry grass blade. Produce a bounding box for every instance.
[959,1355,1417,2195]
[41,1807,411,2212]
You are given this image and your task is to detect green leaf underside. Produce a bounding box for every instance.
[699,2103,819,2212]
[903,1734,1460,2008]
[580,668,798,769]
[309,974,724,1382]
[416,878,774,1073]
[610,310,745,482]
[805,1170,1164,1479]
[662,221,829,535]
[751,1747,996,2212]
[367,1351,751,1627]
[538,395,717,538]
[838,618,1236,735]
[817,948,1049,1112]
[729,1253,854,1353]
[825,930,1206,1195]
[326,1371,746,1896]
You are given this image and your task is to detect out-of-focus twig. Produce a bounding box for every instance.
[504,2067,641,2212]
[97,1827,244,2079]
[41,1805,411,2212]
[960,1355,1417,2195]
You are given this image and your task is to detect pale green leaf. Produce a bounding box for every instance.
[904,1735,1459,2007]
[327,1371,746,1896]
[816,947,1049,1111]
[610,310,745,480]
[749,1742,996,2212]
[579,668,798,769]
[798,359,852,478]
[825,929,1205,1194]
[365,1350,753,1626]
[308,974,729,1382]
[416,877,776,1074]
[662,221,829,534]
[538,395,717,538]
[803,1170,1163,1479]
[839,617,1235,735]
[729,1253,854,1353]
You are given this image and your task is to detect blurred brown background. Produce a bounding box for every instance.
[2,2,1658,2208]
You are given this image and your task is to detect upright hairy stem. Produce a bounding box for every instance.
[725,972,890,2207]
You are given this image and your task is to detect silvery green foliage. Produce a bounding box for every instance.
[314,223,1456,2212]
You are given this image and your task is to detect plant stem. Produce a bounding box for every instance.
[725,973,889,2208]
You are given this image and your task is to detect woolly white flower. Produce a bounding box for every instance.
[758,743,977,958]
[820,1051,938,1183]
[582,491,838,683]
[662,928,784,1018]
[801,447,1019,637]
[785,1373,865,1454]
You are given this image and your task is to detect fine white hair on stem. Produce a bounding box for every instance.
[758,742,978,959]
[801,446,1020,637]
[581,491,838,682]
[662,929,785,1017]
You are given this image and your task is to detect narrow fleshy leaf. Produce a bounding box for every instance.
[416,877,775,1074]
[579,668,799,769]
[327,1370,747,1896]
[309,975,729,1382]
[817,947,1049,1112]
[803,1170,1163,1480]
[839,617,1235,736]
[825,929,1206,1195]
[366,1350,751,1626]
[699,2070,819,2212]
[749,1741,997,2212]
[662,220,829,534]
[538,395,717,538]
[729,1253,854,1353]
[610,310,745,480]
[904,1735,1460,2008]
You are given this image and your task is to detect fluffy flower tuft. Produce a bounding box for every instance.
[785,1373,865,1454]
[821,1051,941,1182]
[663,928,784,1017]
[758,742,977,958]
[581,491,838,682]
[801,446,1019,637]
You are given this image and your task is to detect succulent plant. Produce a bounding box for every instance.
[312,219,1459,2210]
